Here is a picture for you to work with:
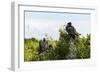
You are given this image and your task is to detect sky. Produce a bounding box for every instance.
[24,11,91,40]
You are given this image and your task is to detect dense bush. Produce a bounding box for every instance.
[77,34,90,59]
[24,28,90,61]
[24,38,40,61]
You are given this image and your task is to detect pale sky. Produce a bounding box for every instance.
[25,11,91,40]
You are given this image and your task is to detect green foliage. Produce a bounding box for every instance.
[77,34,90,59]
[24,38,40,61]
[54,29,70,59]
[39,48,57,60]
[24,28,90,61]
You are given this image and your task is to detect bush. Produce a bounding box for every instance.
[24,28,90,61]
